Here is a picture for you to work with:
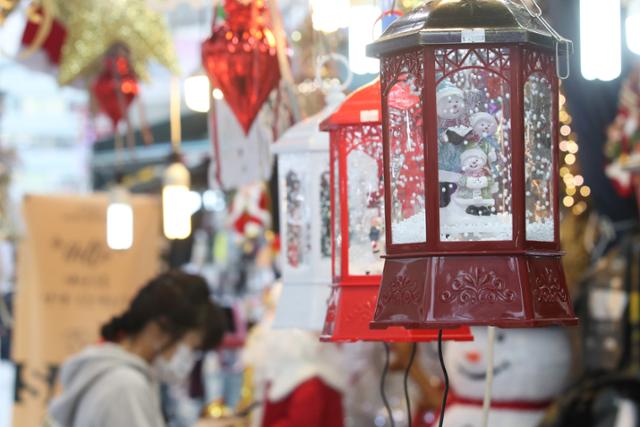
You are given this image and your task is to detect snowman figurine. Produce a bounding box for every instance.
[455,145,496,216]
[437,81,472,208]
[437,327,572,427]
[469,112,499,164]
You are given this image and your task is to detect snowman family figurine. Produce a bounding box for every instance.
[437,81,500,217]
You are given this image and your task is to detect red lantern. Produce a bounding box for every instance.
[91,54,139,127]
[366,0,578,329]
[319,80,473,342]
[202,0,281,135]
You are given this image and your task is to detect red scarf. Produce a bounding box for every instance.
[418,392,552,427]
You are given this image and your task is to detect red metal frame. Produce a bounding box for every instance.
[372,44,577,329]
[320,80,473,342]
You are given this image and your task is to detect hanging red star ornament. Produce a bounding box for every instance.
[91,52,139,127]
[202,0,281,134]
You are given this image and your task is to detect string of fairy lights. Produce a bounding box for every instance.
[558,90,591,216]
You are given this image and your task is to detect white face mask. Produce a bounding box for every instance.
[153,343,198,385]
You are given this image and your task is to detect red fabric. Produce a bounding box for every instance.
[261,378,344,427]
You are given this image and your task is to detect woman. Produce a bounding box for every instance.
[46,271,226,427]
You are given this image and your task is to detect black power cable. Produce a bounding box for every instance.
[404,343,418,427]
[382,343,396,427]
[438,330,450,427]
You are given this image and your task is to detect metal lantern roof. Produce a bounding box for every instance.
[319,79,473,342]
[320,79,382,129]
[367,0,570,58]
[271,87,346,153]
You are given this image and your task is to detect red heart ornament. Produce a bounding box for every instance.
[91,55,139,127]
[202,0,281,135]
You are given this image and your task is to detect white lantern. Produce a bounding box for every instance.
[272,86,346,331]
[163,161,192,240]
[107,184,134,250]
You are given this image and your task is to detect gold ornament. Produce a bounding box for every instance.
[52,0,180,85]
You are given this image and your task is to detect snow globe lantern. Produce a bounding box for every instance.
[319,79,473,342]
[367,0,578,329]
[271,83,346,331]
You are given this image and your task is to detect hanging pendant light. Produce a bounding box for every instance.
[184,68,211,113]
[107,183,134,250]
[580,0,621,81]
[163,77,192,240]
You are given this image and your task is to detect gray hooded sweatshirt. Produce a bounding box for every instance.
[47,343,165,427]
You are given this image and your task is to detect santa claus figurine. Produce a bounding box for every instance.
[433,327,572,427]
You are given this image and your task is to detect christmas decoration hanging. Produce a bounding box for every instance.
[319,79,472,343]
[91,50,139,127]
[51,0,179,85]
[202,0,281,134]
[271,77,347,331]
[366,0,577,329]
[21,7,67,66]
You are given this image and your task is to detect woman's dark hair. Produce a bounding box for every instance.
[101,271,227,349]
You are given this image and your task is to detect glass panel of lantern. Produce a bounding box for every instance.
[319,79,473,342]
[366,0,577,329]
[271,86,346,331]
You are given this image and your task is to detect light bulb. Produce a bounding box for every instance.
[627,0,640,54]
[184,73,211,113]
[580,0,621,81]
[107,186,134,250]
[310,0,349,33]
[163,162,192,240]
[348,5,382,75]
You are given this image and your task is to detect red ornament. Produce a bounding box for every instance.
[21,9,67,65]
[91,55,139,127]
[319,80,473,343]
[202,0,281,135]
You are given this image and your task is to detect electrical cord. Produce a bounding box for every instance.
[438,330,449,427]
[404,343,417,427]
[382,343,396,427]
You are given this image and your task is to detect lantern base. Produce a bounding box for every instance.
[320,282,474,343]
[371,253,578,330]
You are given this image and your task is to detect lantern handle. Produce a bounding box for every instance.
[315,53,353,93]
[519,0,542,17]
[372,9,404,40]
[518,0,572,80]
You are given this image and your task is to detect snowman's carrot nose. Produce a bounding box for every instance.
[465,351,482,363]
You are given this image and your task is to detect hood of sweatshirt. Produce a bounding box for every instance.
[48,343,152,426]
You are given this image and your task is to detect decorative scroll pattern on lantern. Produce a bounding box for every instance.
[435,48,513,242]
[441,267,516,306]
[533,267,568,304]
[524,49,556,242]
[342,125,385,275]
[383,50,426,245]
[380,274,420,306]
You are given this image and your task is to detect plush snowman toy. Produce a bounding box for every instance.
[438,327,572,427]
